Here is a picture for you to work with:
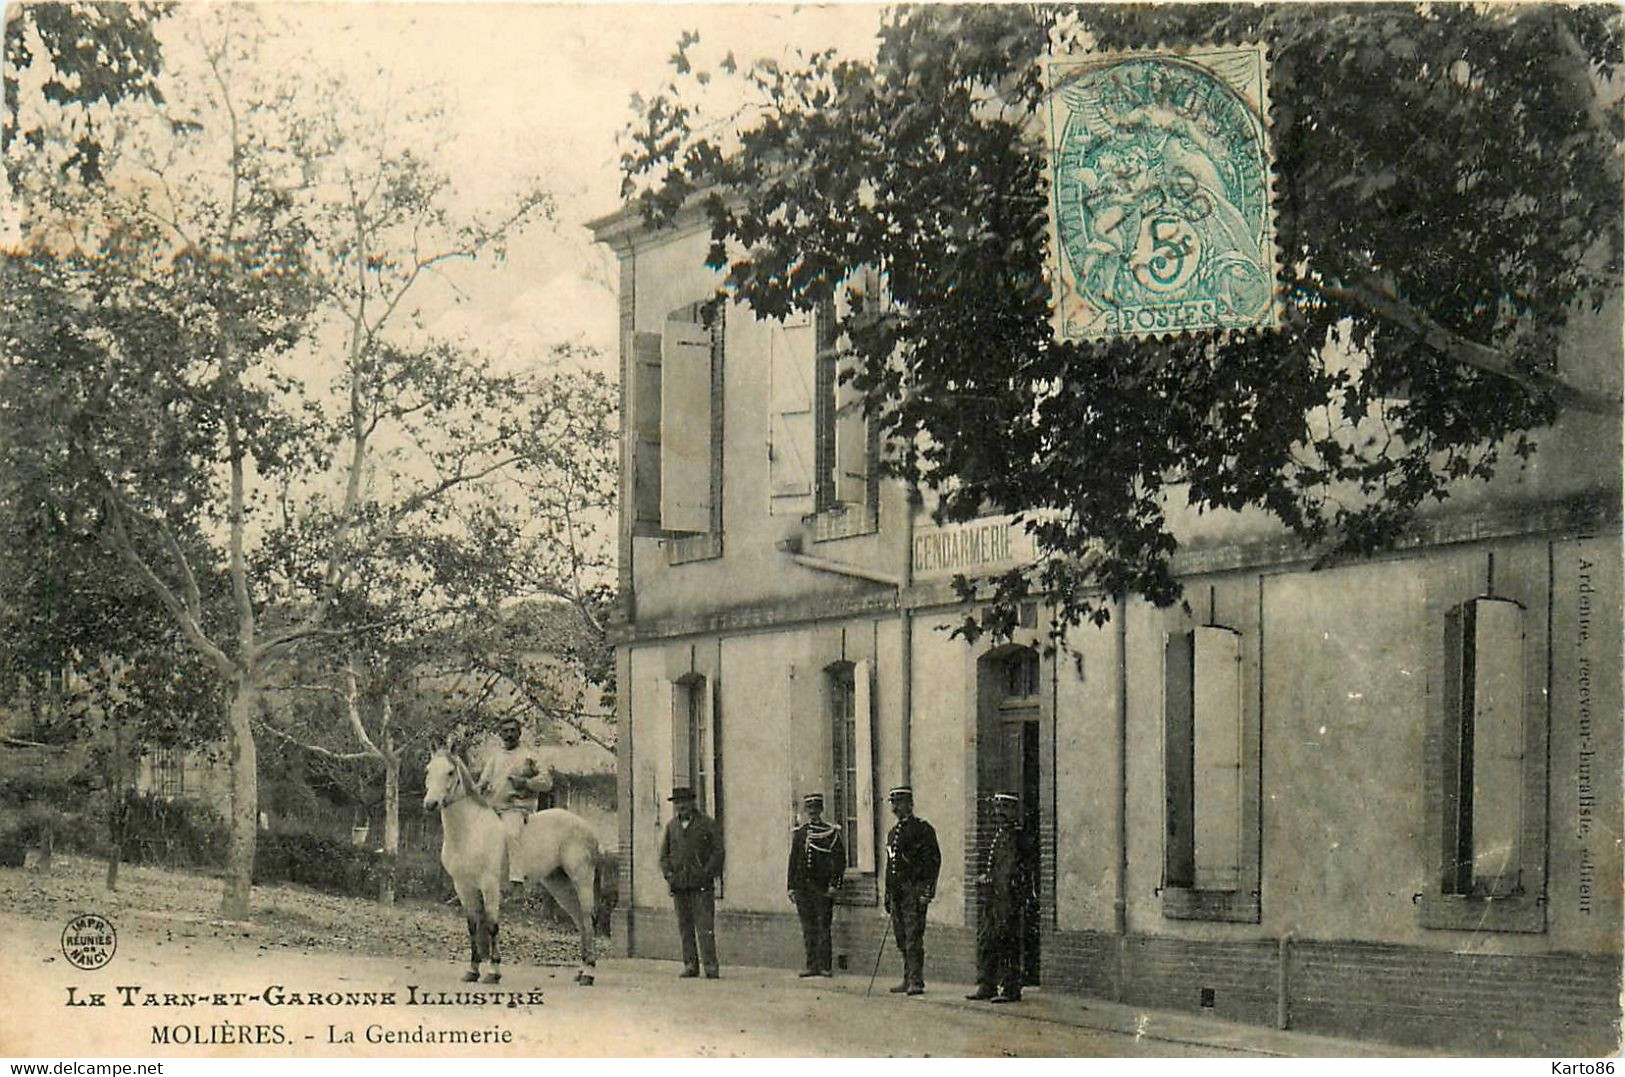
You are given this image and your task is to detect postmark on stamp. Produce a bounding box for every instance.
[1041,44,1280,343]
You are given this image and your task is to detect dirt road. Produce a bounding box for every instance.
[2,911,1254,1058]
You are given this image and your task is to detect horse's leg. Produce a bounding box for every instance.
[453,879,482,982]
[480,878,503,984]
[543,862,594,986]
[572,860,597,986]
[484,918,501,984]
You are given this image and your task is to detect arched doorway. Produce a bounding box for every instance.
[976,644,1043,986]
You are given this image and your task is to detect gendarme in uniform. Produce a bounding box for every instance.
[883,785,940,996]
[787,791,846,977]
[968,792,1033,1003]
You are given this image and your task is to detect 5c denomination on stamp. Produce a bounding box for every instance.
[1041,44,1281,343]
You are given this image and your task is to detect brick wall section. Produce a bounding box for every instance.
[628,905,977,986]
[1121,934,1281,1027]
[1043,929,1121,999]
[1288,940,1622,1056]
[617,905,1621,1053]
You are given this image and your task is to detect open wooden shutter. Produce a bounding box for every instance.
[769,312,816,510]
[698,677,717,820]
[833,355,869,505]
[631,332,663,536]
[853,659,876,872]
[1163,631,1195,888]
[1192,625,1243,891]
[661,320,714,533]
[655,677,675,830]
[1468,598,1524,897]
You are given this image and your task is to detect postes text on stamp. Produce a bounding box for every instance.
[1041,45,1280,343]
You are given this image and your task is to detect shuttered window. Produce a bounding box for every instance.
[1442,597,1525,898]
[659,673,724,894]
[632,303,724,547]
[768,311,816,512]
[1164,624,1252,918]
[812,296,877,520]
[630,332,663,536]
[1193,626,1243,890]
[828,660,876,872]
[669,675,715,818]
[661,318,714,534]
[1163,631,1196,888]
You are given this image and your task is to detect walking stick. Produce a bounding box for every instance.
[865,910,893,998]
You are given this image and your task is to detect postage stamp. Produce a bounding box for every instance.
[1041,44,1281,343]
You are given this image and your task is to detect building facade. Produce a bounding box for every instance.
[591,206,1622,1054]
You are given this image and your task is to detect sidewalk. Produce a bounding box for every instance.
[630,956,1443,1058]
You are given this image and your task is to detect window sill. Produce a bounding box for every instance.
[666,531,724,565]
[811,504,878,543]
[1418,891,1545,934]
[1160,886,1260,923]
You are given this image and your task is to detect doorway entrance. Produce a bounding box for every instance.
[982,647,1043,986]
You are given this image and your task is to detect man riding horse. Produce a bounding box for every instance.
[477,716,555,894]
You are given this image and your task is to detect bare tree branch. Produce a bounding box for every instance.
[1312,272,1620,415]
[102,500,234,678]
[252,715,375,762]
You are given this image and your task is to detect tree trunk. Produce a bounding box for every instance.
[31,824,53,873]
[220,676,259,920]
[106,723,125,892]
[379,747,400,906]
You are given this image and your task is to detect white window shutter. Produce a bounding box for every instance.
[769,313,816,509]
[655,677,675,830]
[661,319,714,533]
[853,659,876,872]
[1470,598,1524,893]
[1192,626,1242,891]
[833,355,869,505]
[698,676,716,819]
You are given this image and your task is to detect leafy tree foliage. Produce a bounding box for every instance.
[3,1,168,183]
[2,9,592,916]
[623,4,1622,635]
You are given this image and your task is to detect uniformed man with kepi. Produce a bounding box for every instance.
[788,792,846,977]
[968,792,1033,1003]
[882,785,940,996]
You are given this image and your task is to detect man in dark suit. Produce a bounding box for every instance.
[883,785,940,996]
[658,786,725,979]
[787,791,846,977]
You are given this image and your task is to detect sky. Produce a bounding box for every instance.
[199,2,888,375]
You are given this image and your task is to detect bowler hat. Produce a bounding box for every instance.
[668,786,697,802]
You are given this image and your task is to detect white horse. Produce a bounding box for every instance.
[422,747,603,986]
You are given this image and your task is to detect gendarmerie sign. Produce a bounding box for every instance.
[911,515,1039,581]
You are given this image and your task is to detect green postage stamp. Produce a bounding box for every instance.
[1041,45,1280,342]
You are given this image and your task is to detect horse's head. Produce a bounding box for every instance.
[422,749,462,810]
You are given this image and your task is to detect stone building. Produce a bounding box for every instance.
[590,203,1621,1054]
